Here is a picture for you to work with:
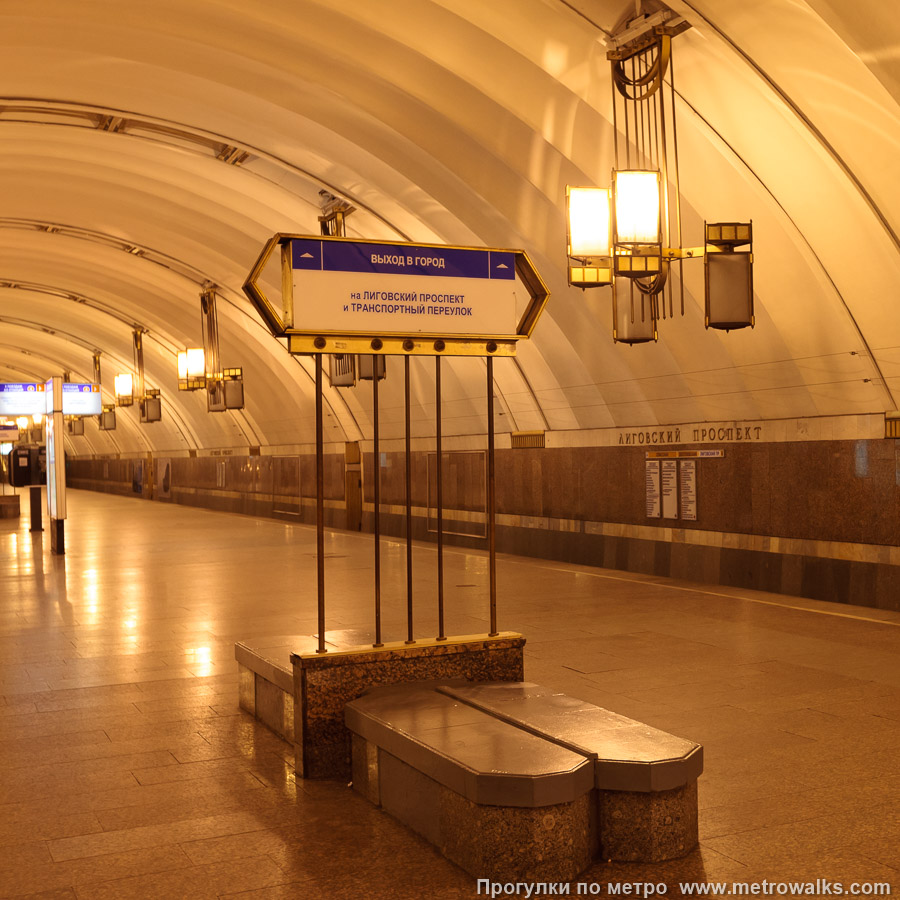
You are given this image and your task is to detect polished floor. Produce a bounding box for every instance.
[1,489,899,899]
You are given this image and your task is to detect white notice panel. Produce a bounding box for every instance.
[680,459,697,521]
[661,459,678,519]
[62,383,102,416]
[291,239,520,336]
[645,460,660,518]
[0,383,45,416]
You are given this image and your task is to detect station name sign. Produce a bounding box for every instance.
[243,234,549,357]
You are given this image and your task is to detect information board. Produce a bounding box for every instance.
[62,383,102,416]
[0,423,19,441]
[291,239,518,336]
[661,459,678,519]
[680,459,697,520]
[0,383,45,416]
[645,460,660,518]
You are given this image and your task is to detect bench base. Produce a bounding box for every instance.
[0,495,20,519]
[235,633,525,780]
[352,734,597,883]
[346,680,701,878]
[292,634,525,779]
[600,782,698,862]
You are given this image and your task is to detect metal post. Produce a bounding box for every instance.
[405,355,414,644]
[487,356,498,636]
[372,356,383,648]
[435,355,445,640]
[29,485,42,532]
[315,354,326,653]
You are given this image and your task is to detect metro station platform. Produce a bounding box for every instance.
[1,490,898,898]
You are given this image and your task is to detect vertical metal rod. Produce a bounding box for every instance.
[487,356,498,637]
[623,65,631,169]
[315,354,326,654]
[669,47,686,317]
[405,355,415,644]
[649,51,659,171]
[611,62,620,171]
[656,39,674,320]
[372,356,383,647]
[435,355,446,641]
[637,56,646,167]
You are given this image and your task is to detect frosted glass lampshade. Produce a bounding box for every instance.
[177,348,205,380]
[614,170,661,244]
[567,186,611,257]
[114,373,133,399]
[612,277,658,344]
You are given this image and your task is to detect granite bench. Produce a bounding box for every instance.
[345,681,702,882]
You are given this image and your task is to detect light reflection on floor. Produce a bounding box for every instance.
[0,489,898,898]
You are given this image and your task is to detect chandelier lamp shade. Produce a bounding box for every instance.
[177,347,206,390]
[114,373,133,406]
[567,187,612,258]
[613,170,660,246]
[565,4,754,343]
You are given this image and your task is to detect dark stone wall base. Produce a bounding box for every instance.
[67,472,900,612]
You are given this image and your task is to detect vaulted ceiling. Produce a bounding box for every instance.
[1,0,897,455]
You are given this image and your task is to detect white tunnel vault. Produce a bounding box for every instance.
[0,0,898,458]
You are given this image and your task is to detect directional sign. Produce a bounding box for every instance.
[0,383,45,416]
[0,382,101,416]
[62,383,102,416]
[243,234,550,357]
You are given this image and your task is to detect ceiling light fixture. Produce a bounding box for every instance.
[566,4,754,343]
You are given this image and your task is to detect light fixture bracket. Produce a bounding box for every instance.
[606,7,689,57]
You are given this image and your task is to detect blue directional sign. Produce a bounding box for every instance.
[292,239,515,281]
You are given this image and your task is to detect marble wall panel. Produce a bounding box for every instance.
[67,437,900,610]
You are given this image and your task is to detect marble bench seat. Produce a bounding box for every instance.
[345,681,702,881]
[437,681,702,862]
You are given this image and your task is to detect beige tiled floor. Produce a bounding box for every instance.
[1,489,899,898]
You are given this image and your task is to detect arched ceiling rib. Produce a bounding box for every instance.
[1,0,898,459]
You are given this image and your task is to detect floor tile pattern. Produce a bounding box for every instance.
[1,491,898,898]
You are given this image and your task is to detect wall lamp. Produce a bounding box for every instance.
[178,288,244,410]
[566,6,754,343]
[177,347,206,391]
[114,373,133,406]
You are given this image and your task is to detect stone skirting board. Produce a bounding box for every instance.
[291,634,525,780]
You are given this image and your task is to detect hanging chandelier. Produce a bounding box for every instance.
[566,5,754,344]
